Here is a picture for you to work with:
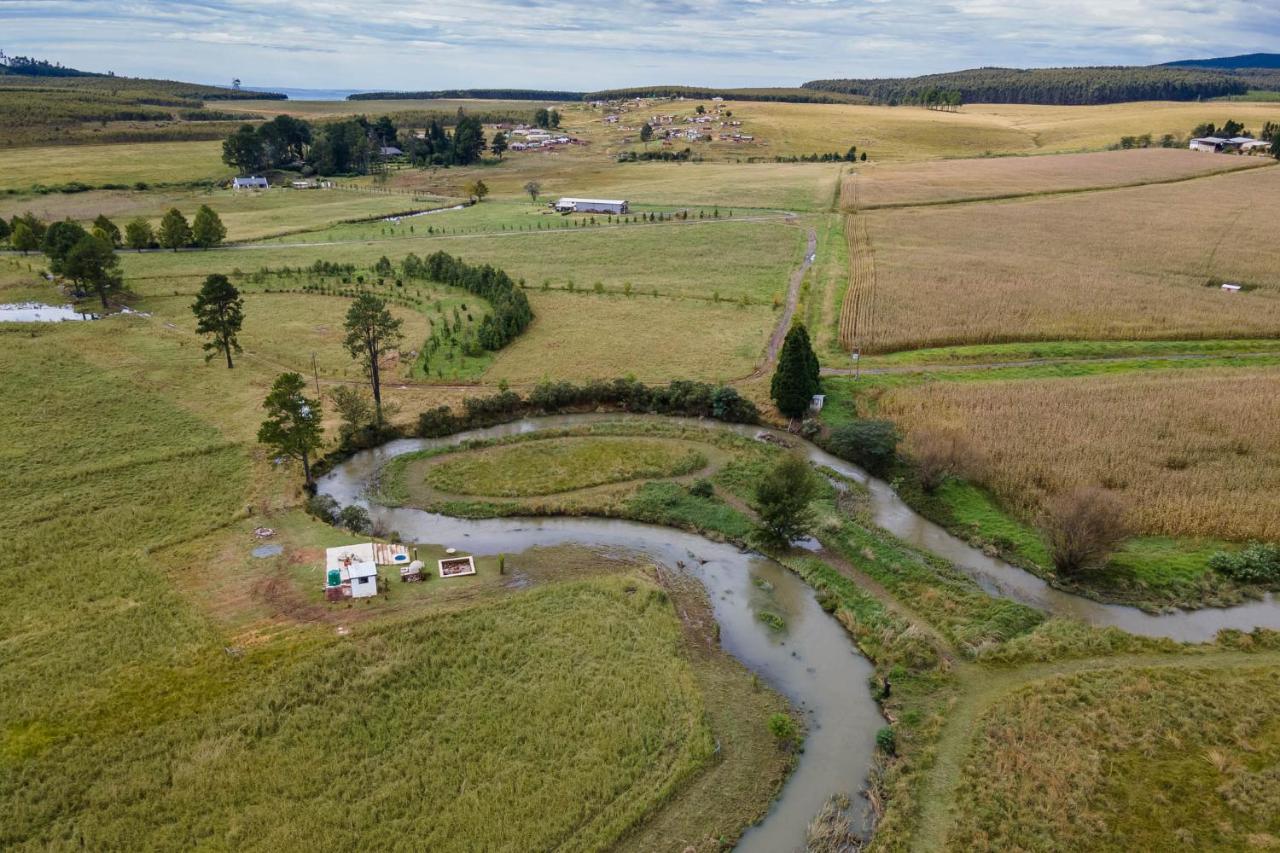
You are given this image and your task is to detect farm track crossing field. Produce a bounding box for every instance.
[862,165,1280,351]
[877,366,1280,542]
[845,148,1272,209]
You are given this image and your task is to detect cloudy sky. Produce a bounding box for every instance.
[3,0,1277,91]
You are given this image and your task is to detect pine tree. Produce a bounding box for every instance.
[192,273,245,368]
[770,323,821,419]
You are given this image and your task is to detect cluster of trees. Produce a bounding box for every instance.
[403,114,487,167]
[417,378,758,438]
[1115,133,1180,150]
[222,114,312,172]
[775,147,865,163]
[1192,119,1252,138]
[532,108,562,129]
[410,251,533,350]
[803,66,1248,105]
[222,111,491,176]
[25,216,123,309]
[123,207,227,251]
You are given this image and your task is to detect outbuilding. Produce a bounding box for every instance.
[233,176,269,190]
[554,197,629,214]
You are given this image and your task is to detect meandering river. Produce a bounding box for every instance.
[317,413,1280,850]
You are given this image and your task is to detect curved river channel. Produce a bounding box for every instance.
[317,413,1280,851]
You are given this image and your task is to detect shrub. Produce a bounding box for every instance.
[1041,486,1129,576]
[417,406,457,437]
[337,504,372,534]
[875,726,896,755]
[305,493,340,523]
[768,712,798,745]
[826,420,900,474]
[1209,543,1280,584]
[755,454,818,546]
[688,479,715,499]
[908,427,982,492]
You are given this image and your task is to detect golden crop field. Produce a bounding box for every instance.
[845,148,1269,209]
[858,164,1280,351]
[0,140,230,190]
[878,367,1280,541]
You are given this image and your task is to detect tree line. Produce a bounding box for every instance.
[2,206,227,306]
[803,66,1248,105]
[348,89,581,101]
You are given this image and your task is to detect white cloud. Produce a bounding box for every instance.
[2,0,1277,88]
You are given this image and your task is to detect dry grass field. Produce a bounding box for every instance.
[485,289,777,383]
[859,164,1280,352]
[844,148,1270,209]
[226,98,568,118]
[0,187,449,243]
[0,140,230,190]
[878,366,1280,541]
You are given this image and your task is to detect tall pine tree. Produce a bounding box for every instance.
[770,323,821,419]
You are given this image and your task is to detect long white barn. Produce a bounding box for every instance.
[554,197,629,214]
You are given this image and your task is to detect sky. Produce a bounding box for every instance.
[2,0,1278,91]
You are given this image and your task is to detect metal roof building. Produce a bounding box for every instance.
[554,197,629,214]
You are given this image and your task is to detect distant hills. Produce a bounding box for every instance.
[1163,53,1280,70]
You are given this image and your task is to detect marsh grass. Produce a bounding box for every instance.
[421,436,709,496]
[949,665,1280,851]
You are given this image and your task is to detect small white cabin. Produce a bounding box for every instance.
[233,176,269,190]
[1221,283,1243,293]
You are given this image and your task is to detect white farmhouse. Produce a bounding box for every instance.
[233,176,269,190]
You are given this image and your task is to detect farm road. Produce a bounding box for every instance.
[821,349,1280,377]
[749,225,818,379]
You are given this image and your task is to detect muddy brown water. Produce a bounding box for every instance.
[318,413,1280,849]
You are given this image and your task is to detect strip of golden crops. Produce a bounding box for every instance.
[879,368,1280,541]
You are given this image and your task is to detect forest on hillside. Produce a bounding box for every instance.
[803,66,1249,105]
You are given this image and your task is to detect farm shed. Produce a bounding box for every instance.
[326,543,379,599]
[233,176,269,189]
[1241,139,1273,154]
[554,197,629,214]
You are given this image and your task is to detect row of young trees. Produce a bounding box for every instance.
[411,251,534,350]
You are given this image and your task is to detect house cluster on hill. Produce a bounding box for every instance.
[504,125,579,151]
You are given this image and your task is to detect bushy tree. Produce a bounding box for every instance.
[329,385,376,446]
[42,220,90,274]
[257,372,323,487]
[523,181,541,202]
[343,293,403,427]
[770,323,821,419]
[92,214,121,247]
[0,218,9,244]
[63,235,123,309]
[1041,487,1128,576]
[191,205,227,249]
[222,124,266,173]
[125,217,154,251]
[465,179,489,202]
[158,208,192,251]
[755,454,818,546]
[827,420,900,474]
[11,221,38,254]
[191,273,244,368]
[640,122,653,143]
